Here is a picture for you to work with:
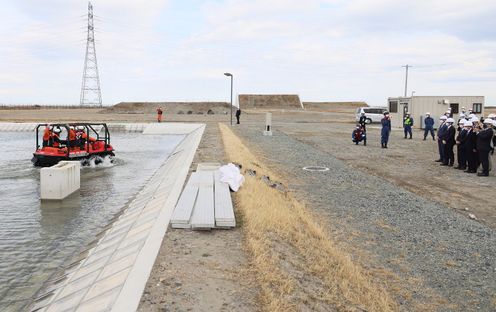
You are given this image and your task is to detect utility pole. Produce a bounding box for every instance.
[80,2,102,107]
[224,73,233,126]
[402,65,411,98]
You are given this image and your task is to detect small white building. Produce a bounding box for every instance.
[387,96,485,129]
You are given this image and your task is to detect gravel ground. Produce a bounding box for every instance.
[232,123,496,311]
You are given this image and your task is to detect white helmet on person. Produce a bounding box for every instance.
[446,118,455,123]
[464,120,473,127]
[470,116,479,122]
[53,127,61,133]
[458,119,465,125]
[483,119,493,124]
[76,125,85,130]
[487,113,496,119]
[440,115,448,120]
[468,114,476,119]
[425,112,430,116]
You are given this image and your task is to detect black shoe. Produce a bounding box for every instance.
[454,166,460,169]
[435,159,442,162]
[409,137,412,139]
[448,163,453,167]
[432,138,435,141]
[423,138,426,141]
[477,172,489,176]
[440,163,448,166]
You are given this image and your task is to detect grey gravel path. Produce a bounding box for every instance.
[233,124,496,311]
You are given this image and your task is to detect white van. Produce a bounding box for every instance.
[355,107,388,124]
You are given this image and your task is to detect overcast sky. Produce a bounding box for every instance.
[1,0,495,106]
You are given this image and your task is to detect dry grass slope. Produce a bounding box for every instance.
[219,123,398,312]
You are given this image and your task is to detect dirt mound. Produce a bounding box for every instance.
[303,102,368,113]
[103,102,231,114]
[239,94,302,109]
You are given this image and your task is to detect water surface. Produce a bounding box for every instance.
[0,132,183,311]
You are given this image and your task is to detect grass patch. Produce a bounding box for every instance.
[219,123,398,312]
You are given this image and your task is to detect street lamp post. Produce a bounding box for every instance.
[224,73,233,126]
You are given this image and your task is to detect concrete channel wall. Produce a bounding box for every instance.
[23,123,205,312]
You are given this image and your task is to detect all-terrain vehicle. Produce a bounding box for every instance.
[32,123,115,167]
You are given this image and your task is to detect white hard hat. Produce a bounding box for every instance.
[406,112,410,115]
[53,128,61,133]
[468,114,476,119]
[471,117,479,122]
[446,118,455,123]
[76,125,85,130]
[440,115,448,120]
[487,113,496,118]
[425,112,430,115]
[483,119,493,124]
[458,119,465,125]
[464,120,473,127]
[69,126,74,130]
[459,113,465,117]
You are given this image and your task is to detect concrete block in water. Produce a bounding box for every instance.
[40,161,80,200]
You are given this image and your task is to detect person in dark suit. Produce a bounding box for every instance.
[475,119,495,176]
[463,121,478,173]
[436,116,448,162]
[441,118,456,166]
[455,119,468,170]
[235,108,241,124]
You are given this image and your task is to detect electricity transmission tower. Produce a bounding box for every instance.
[80,2,102,106]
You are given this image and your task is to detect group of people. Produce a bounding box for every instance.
[435,111,496,177]
[353,109,496,177]
[42,125,90,149]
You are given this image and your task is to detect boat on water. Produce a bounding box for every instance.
[32,123,115,167]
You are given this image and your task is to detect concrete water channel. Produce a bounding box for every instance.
[0,123,204,312]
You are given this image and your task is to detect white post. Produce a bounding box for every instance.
[40,161,81,200]
[263,113,272,136]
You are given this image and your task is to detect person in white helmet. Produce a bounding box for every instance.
[463,120,478,173]
[475,119,495,176]
[436,115,448,162]
[455,119,468,170]
[423,112,435,141]
[441,118,456,166]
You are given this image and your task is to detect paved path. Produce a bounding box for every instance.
[233,124,496,311]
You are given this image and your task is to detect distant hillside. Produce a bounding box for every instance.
[239,94,302,109]
[103,102,231,114]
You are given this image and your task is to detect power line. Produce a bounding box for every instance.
[80,2,102,107]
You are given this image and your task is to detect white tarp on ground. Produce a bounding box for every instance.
[218,163,245,192]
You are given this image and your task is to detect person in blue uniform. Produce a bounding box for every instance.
[352,125,366,146]
[423,112,435,141]
[381,111,391,148]
[403,112,414,139]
